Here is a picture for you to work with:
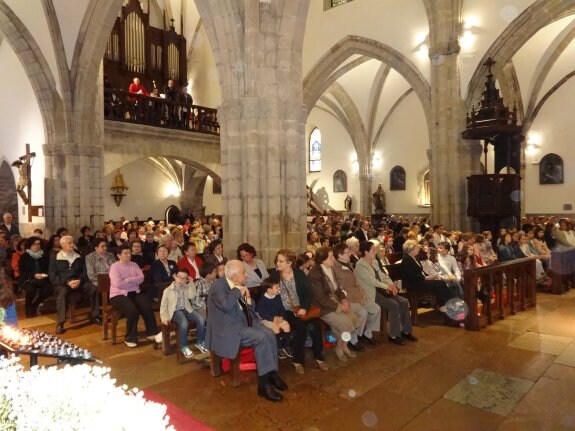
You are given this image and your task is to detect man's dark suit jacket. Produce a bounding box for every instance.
[0,224,20,238]
[354,229,369,243]
[205,276,259,359]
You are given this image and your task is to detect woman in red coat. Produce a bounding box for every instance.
[177,242,203,281]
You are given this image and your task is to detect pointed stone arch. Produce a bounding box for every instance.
[464,0,575,110]
[303,35,431,127]
[70,0,124,145]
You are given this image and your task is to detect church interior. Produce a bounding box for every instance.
[2,0,575,429]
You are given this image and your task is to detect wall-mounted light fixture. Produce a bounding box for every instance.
[526,131,542,163]
[110,169,129,206]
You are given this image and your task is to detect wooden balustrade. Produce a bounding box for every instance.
[550,248,575,294]
[463,257,537,331]
[104,88,220,135]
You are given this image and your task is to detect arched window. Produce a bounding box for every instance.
[417,168,430,206]
[309,128,322,172]
[390,165,406,191]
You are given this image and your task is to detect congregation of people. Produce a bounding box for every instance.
[0,210,573,402]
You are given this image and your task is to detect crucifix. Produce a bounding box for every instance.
[12,143,43,222]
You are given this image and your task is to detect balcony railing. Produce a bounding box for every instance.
[104,88,220,136]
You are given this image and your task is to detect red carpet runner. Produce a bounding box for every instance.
[143,389,215,431]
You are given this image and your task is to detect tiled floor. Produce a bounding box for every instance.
[10,289,575,430]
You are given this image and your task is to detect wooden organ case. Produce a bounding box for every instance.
[104,0,187,91]
[462,58,524,234]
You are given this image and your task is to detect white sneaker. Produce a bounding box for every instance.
[154,332,163,343]
[195,343,208,354]
[124,341,137,348]
[181,347,194,359]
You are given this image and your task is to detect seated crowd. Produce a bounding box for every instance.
[0,211,572,402]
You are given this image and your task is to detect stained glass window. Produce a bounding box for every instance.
[309,128,322,172]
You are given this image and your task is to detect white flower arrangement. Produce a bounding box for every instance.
[0,356,175,431]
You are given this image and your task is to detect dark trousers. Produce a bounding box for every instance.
[283,311,324,365]
[374,292,412,338]
[24,279,53,317]
[55,282,99,323]
[239,323,278,376]
[110,292,158,343]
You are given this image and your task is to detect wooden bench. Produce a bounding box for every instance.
[463,257,537,331]
[161,320,200,364]
[385,263,435,326]
[97,274,121,343]
[68,291,93,324]
[209,352,242,387]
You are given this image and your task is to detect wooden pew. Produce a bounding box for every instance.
[385,263,435,326]
[463,257,537,331]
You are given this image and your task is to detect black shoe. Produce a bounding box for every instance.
[90,316,103,325]
[55,323,65,335]
[268,372,288,391]
[363,336,380,346]
[258,384,283,402]
[388,336,406,345]
[347,342,365,352]
[401,332,418,342]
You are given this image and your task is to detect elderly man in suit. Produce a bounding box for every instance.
[49,235,100,334]
[0,213,20,238]
[354,220,371,243]
[205,260,288,402]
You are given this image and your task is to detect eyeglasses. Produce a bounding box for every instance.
[175,275,189,281]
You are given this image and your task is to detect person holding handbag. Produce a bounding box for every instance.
[269,249,328,375]
[308,247,365,362]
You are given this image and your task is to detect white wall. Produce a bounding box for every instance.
[103,159,181,221]
[373,92,429,214]
[303,0,429,80]
[203,176,222,215]
[187,24,221,108]
[524,77,575,214]
[306,107,359,212]
[53,0,91,67]
[103,158,222,221]
[0,41,46,224]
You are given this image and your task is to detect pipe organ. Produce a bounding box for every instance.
[104,0,187,90]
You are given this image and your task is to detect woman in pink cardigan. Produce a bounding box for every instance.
[109,244,162,348]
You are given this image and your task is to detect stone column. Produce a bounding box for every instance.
[180,174,208,219]
[42,67,105,236]
[196,0,310,265]
[427,0,480,230]
[359,171,373,216]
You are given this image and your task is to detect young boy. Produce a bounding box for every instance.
[255,277,292,359]
[160,267,207,358]
[192,261,218,319]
